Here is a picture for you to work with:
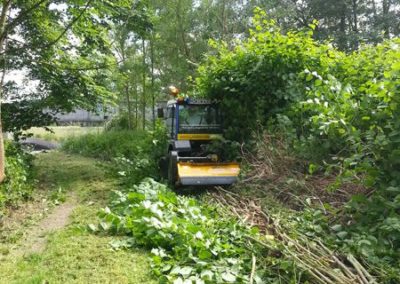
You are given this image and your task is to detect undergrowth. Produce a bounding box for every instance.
[0,141,33,212]
[79,127,313,283]
[62,124,167,185]
[233,131,398,282]
[96,179,274,283]
[62,129,149,161]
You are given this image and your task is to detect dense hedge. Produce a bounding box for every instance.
[196,9,400,280]
[196,14,339,141]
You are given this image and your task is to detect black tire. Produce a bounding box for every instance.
[159,157,168,179]
[168,151,178,187]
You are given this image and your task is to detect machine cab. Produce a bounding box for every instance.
[164,98,222,140]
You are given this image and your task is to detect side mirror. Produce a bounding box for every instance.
[157,108,164,119]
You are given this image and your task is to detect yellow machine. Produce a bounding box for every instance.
[158,89,240,186]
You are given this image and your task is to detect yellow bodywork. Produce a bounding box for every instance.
[177,133,223,141]
[177,162,240,185]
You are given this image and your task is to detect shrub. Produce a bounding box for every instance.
[196,11,338,141]
[104,113,137,132]
[196,8,400,281]
[0,141,33,210]
[62,130,149,161]
[63,122,168,185]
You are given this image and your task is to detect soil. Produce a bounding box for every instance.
[4,194,77,258]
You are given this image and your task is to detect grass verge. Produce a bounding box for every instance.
[0,151,154,284]
[26,126,102,142]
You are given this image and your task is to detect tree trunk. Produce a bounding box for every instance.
[371,0,377,20]
[221,0,227,40]
[0,0,12,184]
[176,0,191,61]
[338,0,347,50]
[150,34,155,129]
[119,42,133,130]
[0,68,5,182]
[0,118,5,183]
[125,83,133,129]
[142,39,146,130]
[382,0,391,38]
[134,82,138,128]
[352,0,359,49]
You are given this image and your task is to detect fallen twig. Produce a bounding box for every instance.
[250,254,256,284]
[209,188,376,284]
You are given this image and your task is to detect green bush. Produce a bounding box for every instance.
[63,122,168,185]
[196,12,337,141]
[196,8,400,281]
[0,141,33,210]
[104,113,137,132]
[287,39,400,278]
[62,130,149,161]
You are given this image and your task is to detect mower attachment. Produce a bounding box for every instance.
[177,162,240,186]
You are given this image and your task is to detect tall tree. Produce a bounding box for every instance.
[150,32,156,128]
[146,0,255,92]
[258,0,400,50]
[142,38,146,130]
[0,0,12,183]
[0,0,150,182]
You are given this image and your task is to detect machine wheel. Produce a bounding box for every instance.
[168,151,178,186]
[158,157,168,179]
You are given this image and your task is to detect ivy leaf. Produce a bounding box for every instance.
[88,224,98,232]
[221,272,236,283]
[178,266,193,277]
[200,270,213,280]
[337,231,348,239]
[198,249,212,260]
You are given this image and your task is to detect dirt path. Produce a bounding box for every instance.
[0,151,154,284]
[9,194,77,258]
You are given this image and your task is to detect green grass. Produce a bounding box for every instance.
[62,130,150,161]
[0,206,154,284]
[26,126,102,142]
[0,151,155,284]
[34,151,106,198]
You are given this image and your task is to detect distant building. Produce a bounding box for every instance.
[50,105,117,126]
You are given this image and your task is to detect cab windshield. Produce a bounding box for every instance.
[178,104,221,132]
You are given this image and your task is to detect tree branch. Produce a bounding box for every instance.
[0,0,12,32]
[0,0,12,100]
[0,0,50,42]
[43,0,93,49]
[59,61,121,72]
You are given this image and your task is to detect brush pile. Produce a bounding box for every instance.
[208,187,376,284]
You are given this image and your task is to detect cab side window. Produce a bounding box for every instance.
[166,107,175,136]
